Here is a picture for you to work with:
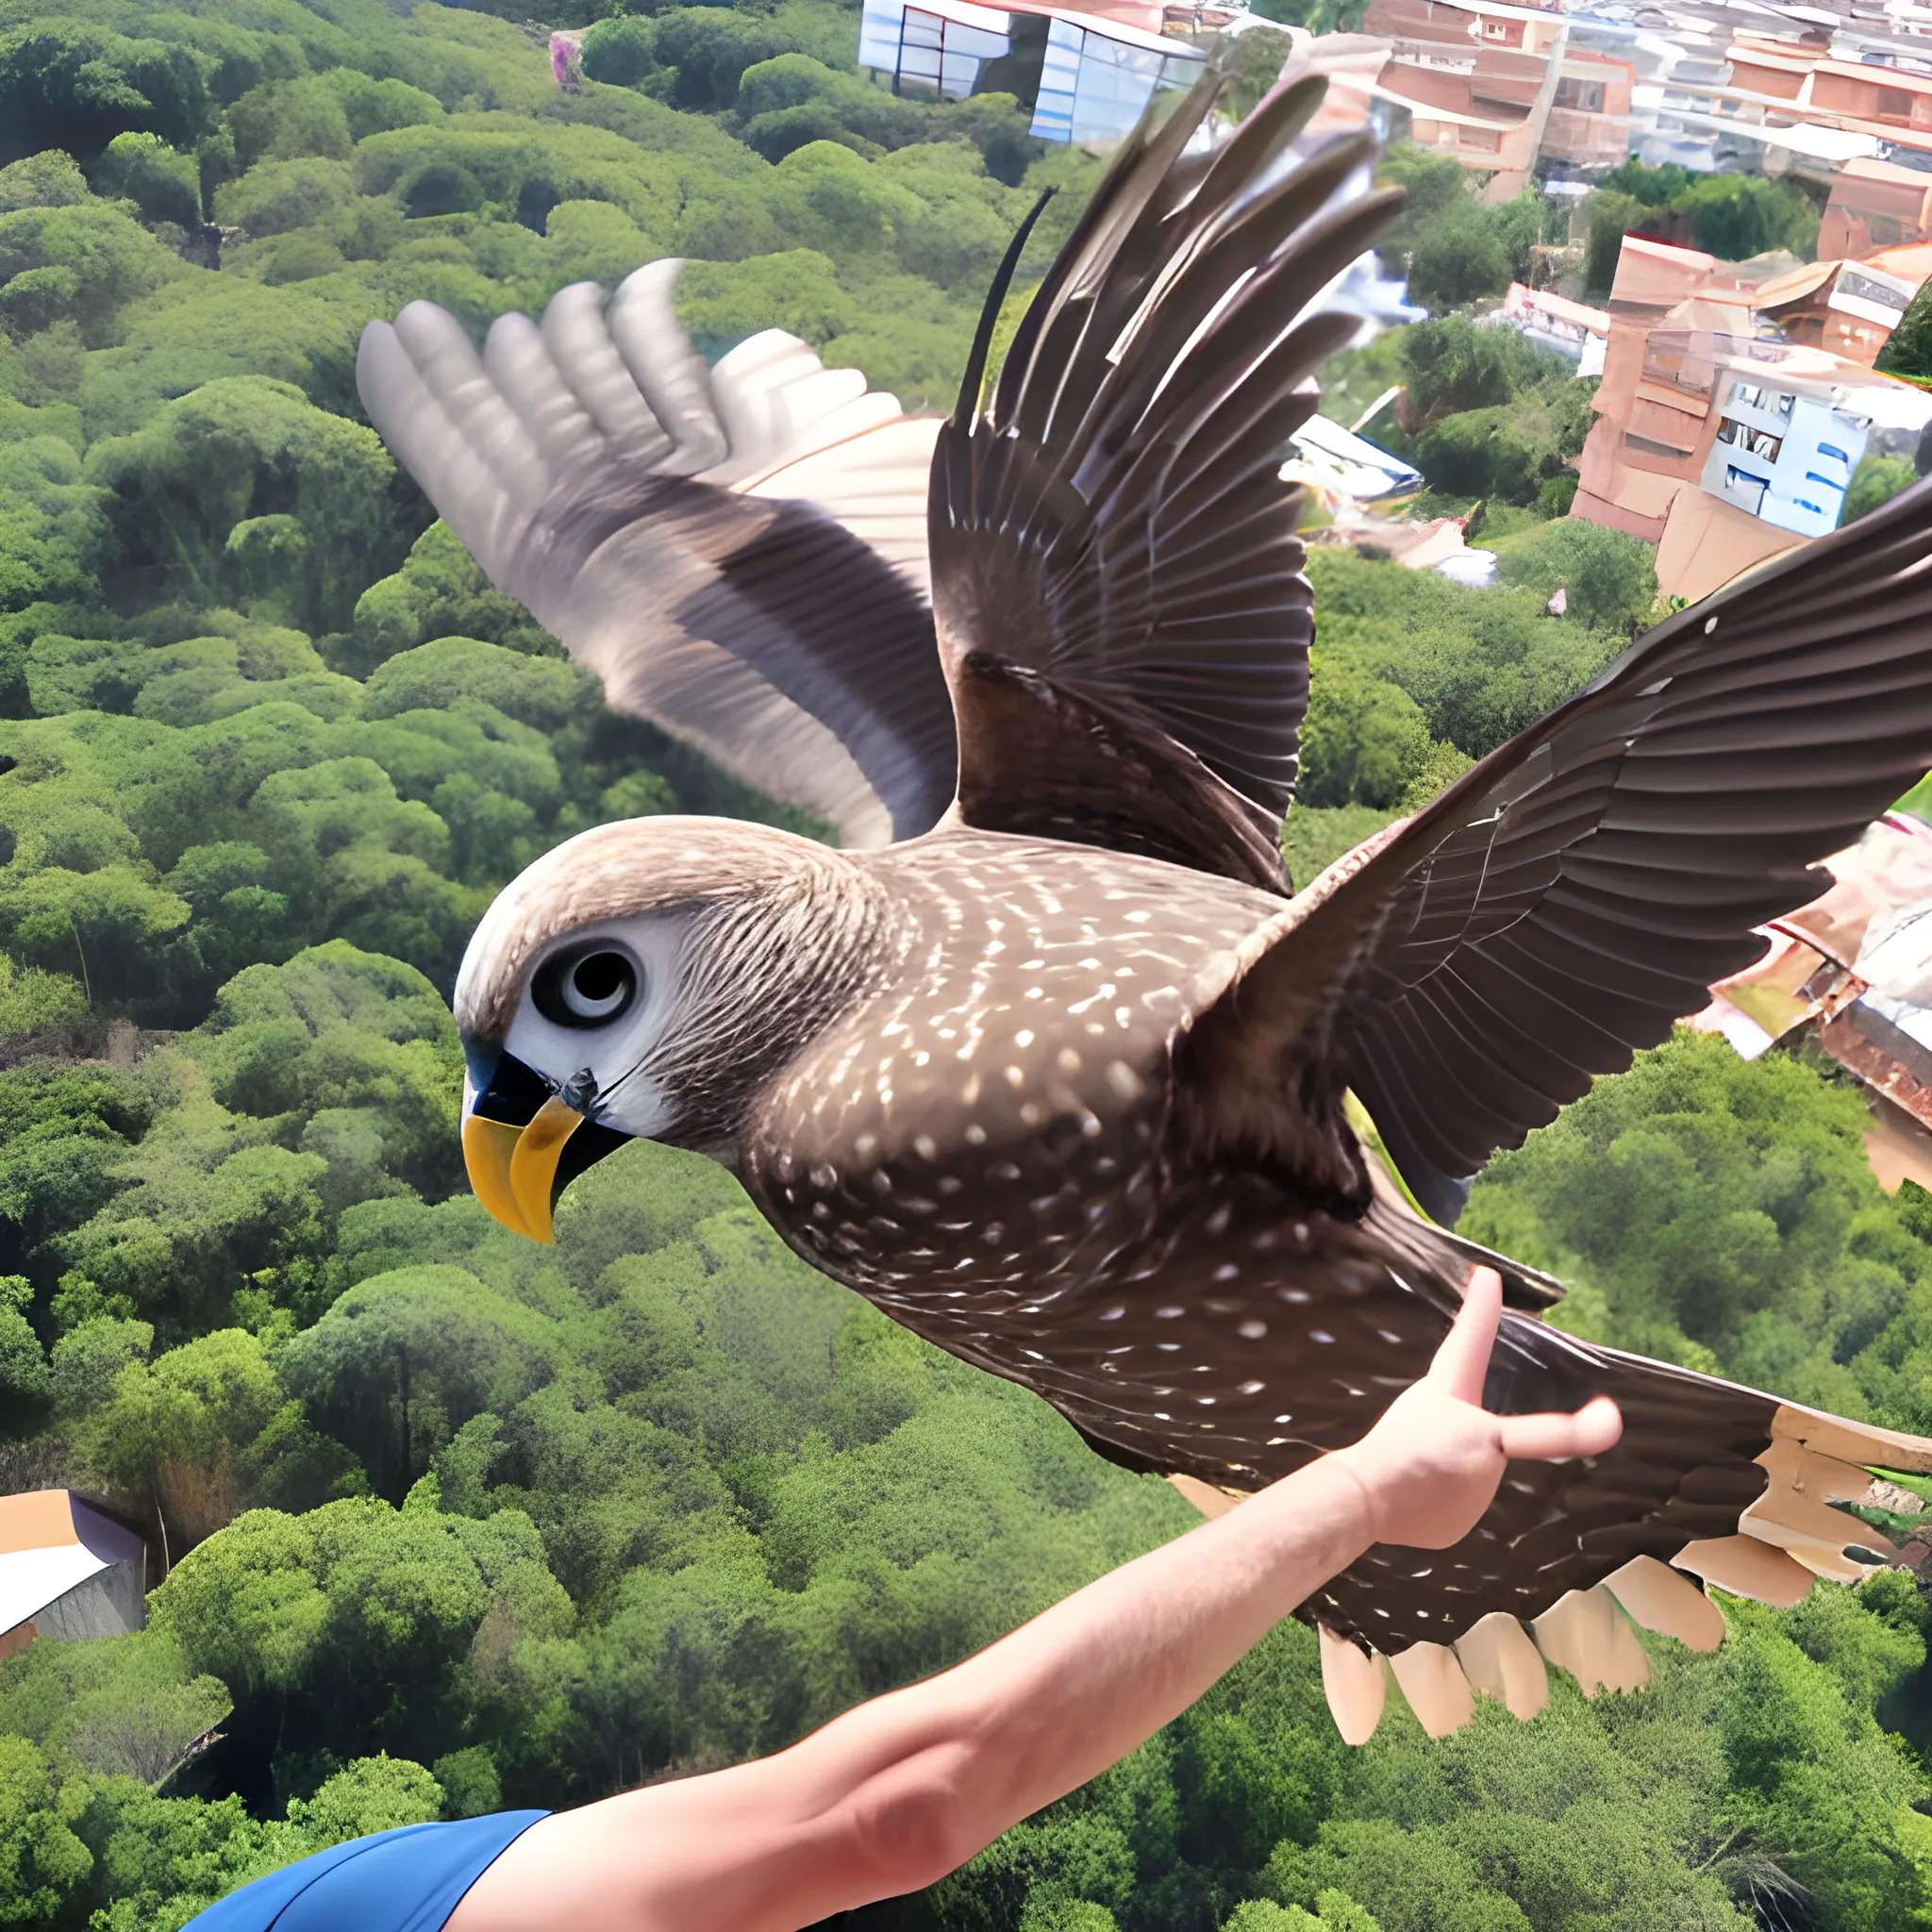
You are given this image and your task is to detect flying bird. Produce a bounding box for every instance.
[358,71,1932,1743]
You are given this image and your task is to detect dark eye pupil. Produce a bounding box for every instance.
[534,948,637,1027]
[574,955,625,1002]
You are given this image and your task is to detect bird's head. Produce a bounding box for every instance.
[455,815,888,1242]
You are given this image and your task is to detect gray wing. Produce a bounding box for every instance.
[356,261,958,846]
[1191,473,1932,1216]
[929,73,1401,891]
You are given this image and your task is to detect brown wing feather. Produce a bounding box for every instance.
[930,71,1403,886]
[1199,473,1932,1200]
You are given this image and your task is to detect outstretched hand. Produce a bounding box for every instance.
[1334,1268,1623,1550]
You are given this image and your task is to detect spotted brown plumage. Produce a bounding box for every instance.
[361,65,1932,1740]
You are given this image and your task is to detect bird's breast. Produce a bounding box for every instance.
[742,832,1278,1297]
[734,833,1455,1487]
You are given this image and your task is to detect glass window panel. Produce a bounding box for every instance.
[858,0,907,71]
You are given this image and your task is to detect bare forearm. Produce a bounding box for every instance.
[815,1451,1374,1857]
[468,1453,1377,1932]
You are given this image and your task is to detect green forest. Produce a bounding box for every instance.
[3,2,1932,1928]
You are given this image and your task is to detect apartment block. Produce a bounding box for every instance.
[1359,0,1568,199]
[1572,228,1932,597]
[1702,375,1874,537]
[1541,49,1635,169]
[1821,157,1932,256]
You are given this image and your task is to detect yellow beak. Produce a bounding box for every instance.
[462,1095,586,1244]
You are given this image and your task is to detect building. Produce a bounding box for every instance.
[1571,233,1721,545]
[1742,252,1923,363]
[1498,281,1610,374]
[1359,0,1570,199]
[1693,813,1932,1194]
[1822,157,1932,257]
[0,1490,150,1661]
[857,0,1209,142]
[1570,226,1932,593]
[1541,48,1636,171]
[1700,369,1874,538]
[1645,28,1932,172]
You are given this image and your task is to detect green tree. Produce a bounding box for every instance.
[0,25,210,167]
[1489,516,1657,632]
[1464,1028,1928,1405]
[84,376,404,634]
[1845,452,1919,522]
[0,1629,231,1787]
[1398,318,1572,430]
[91,132,201,228]
[276,1268,566,1497]
[0,1735,92,1923]
[1296,656,1433,809]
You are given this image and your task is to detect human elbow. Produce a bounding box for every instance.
[842,1757,980,1897]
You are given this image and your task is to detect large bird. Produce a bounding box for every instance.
[358,70,1932,1744]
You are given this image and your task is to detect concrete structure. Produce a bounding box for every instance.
[1360,0,1570,199]
[1569,227,1932,592]
[1498,281,1610,372]
[1700,371,1874,537]
[0,1491,149,1661]
[1572,233,1721,544]
[1644,28,1932,171]
[1822,157,1932,256]
[858,0,1209,140]
[1542,48,1637,169]
[1745,252,1923,362]
[1692,815,1932,1194]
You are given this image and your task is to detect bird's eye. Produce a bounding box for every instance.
[533,948,638,1028]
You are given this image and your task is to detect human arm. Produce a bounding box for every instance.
[447,1269,1620,1932]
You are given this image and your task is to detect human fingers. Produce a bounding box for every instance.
[1426,1267,1504,1406]
[1496,1396,1623,1462]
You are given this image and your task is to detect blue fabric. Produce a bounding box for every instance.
[185,1811,549,1932]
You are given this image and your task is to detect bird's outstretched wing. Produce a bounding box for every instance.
[356,262,958,847]
[1191,472,1932,1219]
[929,70,1401,892]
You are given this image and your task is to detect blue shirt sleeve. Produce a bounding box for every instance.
[185,1810,551,1932]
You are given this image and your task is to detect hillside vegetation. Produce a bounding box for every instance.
[3,3,1932,1929]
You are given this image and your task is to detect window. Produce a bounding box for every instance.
[1459,126,1502,151]
[1818,442,1852,464]
[1029,19,1198,142]
[890,7,1010,98]
[1625,432,1693,458]
[1555,76,1606,111]
[1724,466,1768,513]
[1796,497,1826,514]
[1878,85,1916,120]
[1730,384,1793,421]
[1716,420,1781,460]
[1805,472,1845,491]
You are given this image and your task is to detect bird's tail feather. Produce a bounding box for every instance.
[1172,1388,1932,1744]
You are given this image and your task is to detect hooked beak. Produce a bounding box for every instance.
[462,1051,630,1243]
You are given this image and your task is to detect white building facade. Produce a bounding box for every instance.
[1700,374,1874,540]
